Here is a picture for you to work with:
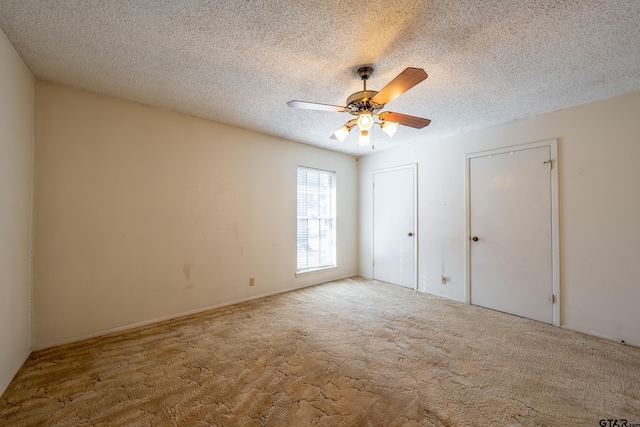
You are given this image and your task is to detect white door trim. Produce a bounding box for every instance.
[372,163,418,290]
[465,139,560,326]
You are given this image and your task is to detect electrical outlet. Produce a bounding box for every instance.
[249,278,255,287]
[441,275,446,285]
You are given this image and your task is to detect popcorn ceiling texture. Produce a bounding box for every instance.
[0,0,639,155]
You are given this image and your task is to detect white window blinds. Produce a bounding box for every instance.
[297,167,336,272]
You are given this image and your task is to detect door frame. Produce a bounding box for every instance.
[372,163,418,290]
[464,139,560,326]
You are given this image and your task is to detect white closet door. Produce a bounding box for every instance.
[470,146,553,323]
[373,166,416,289]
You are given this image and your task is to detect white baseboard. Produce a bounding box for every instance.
[33,274,357,351]
[0,348,31,397]
[418,288,466,303]
[560,325,638,348]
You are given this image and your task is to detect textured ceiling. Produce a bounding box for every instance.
[1,1,639,156]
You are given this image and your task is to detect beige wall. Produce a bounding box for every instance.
[359,90,640,346]
[33,82,358,349]
[17,43,640,356]
[0,30,34,395]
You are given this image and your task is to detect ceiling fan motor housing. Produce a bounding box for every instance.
[346,91,383,115]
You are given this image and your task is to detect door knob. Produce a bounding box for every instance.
[472,236,479,241]
[408,232,414,237]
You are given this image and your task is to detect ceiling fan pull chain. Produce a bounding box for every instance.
[371,125,375,149]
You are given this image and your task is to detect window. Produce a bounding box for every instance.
[297,167,336,273]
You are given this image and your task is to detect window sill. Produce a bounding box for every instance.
[295,266,338,277]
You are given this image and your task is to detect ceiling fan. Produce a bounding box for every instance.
[287,66,431,148]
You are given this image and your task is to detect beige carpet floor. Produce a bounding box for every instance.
[1,277,639,426]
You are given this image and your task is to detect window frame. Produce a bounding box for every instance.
[296,166,337,275]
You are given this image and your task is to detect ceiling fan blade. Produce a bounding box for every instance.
[287,100,347,112]
[345,119,358,130]
[371,68,428,106]
[330,119,357,139]
[380,112,431,129]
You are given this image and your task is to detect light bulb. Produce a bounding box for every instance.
[357,130,370,146]
[333,126,350,143]
[357,112,373,131]
[381,121,399,138]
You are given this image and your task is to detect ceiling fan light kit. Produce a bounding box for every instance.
[333,125,350,143]
[287,66,431,149]
[356,111,374,131]
[357,129,371,147]
[380,120,399,137]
